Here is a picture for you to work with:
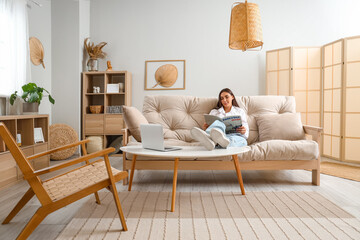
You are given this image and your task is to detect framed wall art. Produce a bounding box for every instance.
[145,60,186,90]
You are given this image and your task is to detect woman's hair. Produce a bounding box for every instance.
[216,88,240,109]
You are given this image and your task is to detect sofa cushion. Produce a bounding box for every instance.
[238,140,319,161]
[256,113,305,142]
[123,106,148,142]
[126,139,318,162]
[143,95,296,145]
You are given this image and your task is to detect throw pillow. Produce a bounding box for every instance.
[256,113,305,142]
[122,106,148,142]
[109,136,123,155]
[86,136,103,154]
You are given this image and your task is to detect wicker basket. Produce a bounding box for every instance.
[90,105,104,114]
[49,124,78,160]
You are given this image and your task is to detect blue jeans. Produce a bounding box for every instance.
[205,120,248,148]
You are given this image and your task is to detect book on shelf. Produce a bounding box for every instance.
[203,114,242,134]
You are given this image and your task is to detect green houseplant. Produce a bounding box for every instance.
[10,83,55,113]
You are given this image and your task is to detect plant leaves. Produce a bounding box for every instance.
[10,91,18,105]
[48,95,55,104]
[22,83,37,92]
[28,92,39,103]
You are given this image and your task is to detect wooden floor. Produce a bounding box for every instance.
[1,156,360,240]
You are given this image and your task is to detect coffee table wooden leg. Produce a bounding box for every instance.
[128,154,137,191]
[232,154,245,195]
[171,157,179,212]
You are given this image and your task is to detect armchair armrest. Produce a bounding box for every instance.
[24,147,115,179]
[303,125,323,142]
[27,139,90,161]
[121,128,132,146]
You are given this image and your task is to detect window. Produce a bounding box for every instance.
[0,0,28,96]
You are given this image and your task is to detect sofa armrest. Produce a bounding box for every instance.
[303,125,323,143]
[121,128,132,147]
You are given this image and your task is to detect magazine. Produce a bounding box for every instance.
[204,114,242,134]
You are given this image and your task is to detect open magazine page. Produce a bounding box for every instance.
[222,115,242,134]
[203,114,242,134]
[204,114,222,125]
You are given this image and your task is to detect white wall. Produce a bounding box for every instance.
[89,0,360,110]
[27,0,52,119]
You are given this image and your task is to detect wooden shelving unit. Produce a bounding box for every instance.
[81,71,131,155]
[0,114,49,189]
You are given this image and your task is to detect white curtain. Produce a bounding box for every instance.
[0,0,28,96]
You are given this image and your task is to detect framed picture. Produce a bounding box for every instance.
[106,83,120,93]
[34,127,44,143]
[145,60,185,90]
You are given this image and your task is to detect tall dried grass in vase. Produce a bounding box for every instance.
[84,37,107,60]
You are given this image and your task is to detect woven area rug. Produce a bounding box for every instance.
[321,162,360,182]
[57,191,360,240]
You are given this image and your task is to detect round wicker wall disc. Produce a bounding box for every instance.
[29,37,45,69]
[153,64,178,88]
[49,124,78,160]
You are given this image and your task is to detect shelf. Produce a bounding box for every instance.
[85,93,105,95]
[106,92,125,95]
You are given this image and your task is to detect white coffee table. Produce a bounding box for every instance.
[120,146,250,212]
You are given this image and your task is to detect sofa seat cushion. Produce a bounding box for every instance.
[125,139,318,162]
[238,140,319,162]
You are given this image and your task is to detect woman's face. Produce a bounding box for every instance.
[220,91,234,109]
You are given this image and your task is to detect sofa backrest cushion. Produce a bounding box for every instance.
[142,95,296,144]
[256,112,305,141]
[123,106,148,142]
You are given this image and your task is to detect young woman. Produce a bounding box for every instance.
[191,88,248,150]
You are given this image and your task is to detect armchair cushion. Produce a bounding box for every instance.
[123,106,148,142]
[256,112,305,142]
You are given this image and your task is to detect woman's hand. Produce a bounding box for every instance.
[202,123,209,130]
[237,126,246,135]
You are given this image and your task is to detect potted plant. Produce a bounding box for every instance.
[84,37,107,71]
[10,82,55,113]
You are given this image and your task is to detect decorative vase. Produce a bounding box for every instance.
[87,58,99,71]
[23,102,39,114]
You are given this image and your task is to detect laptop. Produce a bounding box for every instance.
[140,124,182,152]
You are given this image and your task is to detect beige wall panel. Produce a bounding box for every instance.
[323,113,331,135]
[278,70,290,95]
[308,48,321,68]
[345,138,360,162]
[323,135,331,156]
[323,67,332,89]
[346,38,360,62]
[345,114,360,137]
[332,137,340,158]
[293,70,307,90]
[324,45,332,67]
[294,92,306,112]
[333,41,342,65]
[346,62,360,87]
[267,51,278,71]
[267,72,278,95]
[307,113,320,127]
[346,88,360,112]
[279,49,290,70]
[300,113,306,124]
[333,65,342,89]
[293,48,307,69]
[323,90,332,112]
[308,91,320,112]
[332,112,341,136]
[308,69,321,90]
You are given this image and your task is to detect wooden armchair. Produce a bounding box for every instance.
[0,123,128,239]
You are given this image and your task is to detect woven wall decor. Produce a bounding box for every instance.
[29,37,45,68]
[49,124,78,160]
[229,0,263,51]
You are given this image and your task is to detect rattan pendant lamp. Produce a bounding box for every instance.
[229,0,263,51]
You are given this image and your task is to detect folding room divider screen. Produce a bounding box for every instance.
[266,35,360,163]
[266,47,322,127]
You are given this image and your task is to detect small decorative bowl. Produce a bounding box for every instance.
[90,105,104,114]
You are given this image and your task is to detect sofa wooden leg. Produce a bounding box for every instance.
[312,169,320,186]
[123,171,129,185]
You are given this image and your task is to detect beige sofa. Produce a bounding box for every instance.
[122,95,323,185]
